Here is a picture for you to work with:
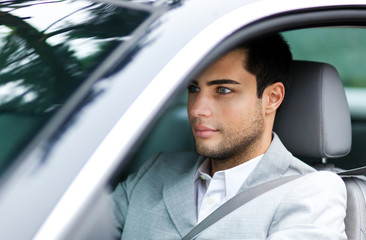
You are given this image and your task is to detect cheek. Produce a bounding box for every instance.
[218,101,249,124]
[218,97,262,128]
[186,96,195,117]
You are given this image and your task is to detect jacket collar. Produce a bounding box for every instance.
[239,133,293,192]
[162,133,293,236]
[163,156,202,237]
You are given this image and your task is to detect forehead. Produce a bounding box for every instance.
[195,49,255,84]
[204,49,245,74]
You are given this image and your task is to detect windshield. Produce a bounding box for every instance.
[0,0,150,176]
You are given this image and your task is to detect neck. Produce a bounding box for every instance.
[210,133,272,176]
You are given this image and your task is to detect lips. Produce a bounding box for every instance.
[194,125,218,138]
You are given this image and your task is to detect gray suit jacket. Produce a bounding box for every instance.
[112,134,347,239]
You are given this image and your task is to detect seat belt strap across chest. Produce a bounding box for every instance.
[338,166,366,176]
[182,175,301,240]
[182,166,366,240]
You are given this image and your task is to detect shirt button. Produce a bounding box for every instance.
[200,174,206,180]
[207,197,215,205]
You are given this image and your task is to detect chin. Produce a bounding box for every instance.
[195,144,222,158]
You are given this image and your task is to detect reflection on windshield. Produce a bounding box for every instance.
[0,0,149,176]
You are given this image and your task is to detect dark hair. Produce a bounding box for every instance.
[238,33,292,98]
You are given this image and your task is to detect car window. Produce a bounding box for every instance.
[284,28,366,88]
[283,27,366,169]
[126,27,366,177]
[0,0,149,177]
[283,28,366,118]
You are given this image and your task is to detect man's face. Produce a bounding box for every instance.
[187,49,265,160]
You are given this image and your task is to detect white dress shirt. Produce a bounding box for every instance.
[194,155,263,223]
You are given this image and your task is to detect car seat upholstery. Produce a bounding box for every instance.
[274,61,352,158]
[274,60,365,240]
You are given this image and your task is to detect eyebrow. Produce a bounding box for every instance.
[207,79,240,86]
[191,79,240,86]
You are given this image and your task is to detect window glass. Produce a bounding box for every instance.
[283,27,366,169]
[283,28,366,118]
[283,28,366,88]
[0,0,149,176]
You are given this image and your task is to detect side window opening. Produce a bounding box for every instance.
[283,27,366,169]
[120,27,366,183]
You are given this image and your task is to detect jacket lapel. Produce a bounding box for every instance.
[161,134,294,236]
[239,133,292,192]
[163,157,202,237]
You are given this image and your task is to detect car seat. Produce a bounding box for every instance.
[274,60,366,240]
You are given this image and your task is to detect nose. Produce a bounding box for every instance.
[188,92,212,118]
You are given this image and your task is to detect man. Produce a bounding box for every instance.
[112,34,347,239]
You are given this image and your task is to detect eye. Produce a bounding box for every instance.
[188,85,200,93]
[216,87,233,94]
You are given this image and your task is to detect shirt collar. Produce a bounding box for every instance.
[223,155,262,199]
[195,158,211,184]
[195,155,263,199]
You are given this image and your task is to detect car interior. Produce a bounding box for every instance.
[117,27,366,239]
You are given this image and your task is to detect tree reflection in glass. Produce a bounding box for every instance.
[0,0,149,175]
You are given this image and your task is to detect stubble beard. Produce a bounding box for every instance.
[194,104,264,162]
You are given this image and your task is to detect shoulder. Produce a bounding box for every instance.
[305,170,345,189]
[275,171,347,215]
[135,151,199,175]
[118,151,199,190]
[268,171,347,239]
[153,151,199,165]
[289,171,346,198]
[268,171,347,216]
[305,170,345,184]
[112,151,199,204]
[152,151,200,172]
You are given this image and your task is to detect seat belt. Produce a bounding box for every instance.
[181,175,301,240]
[338,166,366,176]
[182,167,366,240]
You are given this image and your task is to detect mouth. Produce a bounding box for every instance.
[194,125,219,138]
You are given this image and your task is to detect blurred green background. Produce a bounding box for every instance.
[284,28,366,88]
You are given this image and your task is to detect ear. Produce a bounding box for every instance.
[263,82,285,114]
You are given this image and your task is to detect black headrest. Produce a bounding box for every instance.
[274,61,352,159]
